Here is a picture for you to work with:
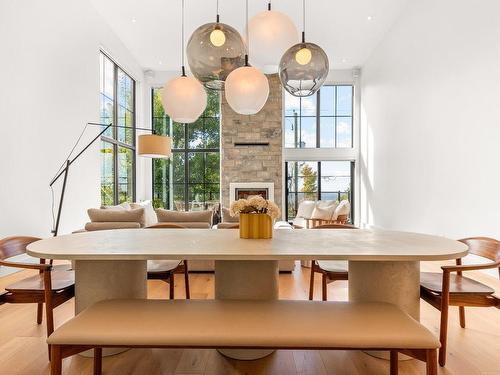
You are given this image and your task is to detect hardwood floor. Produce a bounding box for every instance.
[0,261,499,375]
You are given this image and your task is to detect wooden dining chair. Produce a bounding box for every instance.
[146,223,190,299]
[420,237,499,366]
[0,236,74,358]
[308,223,358,301]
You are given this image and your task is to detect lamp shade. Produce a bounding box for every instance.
[187,22,245,90]
[224,66,269,115]
[138,134,172,158]
[279,42,329,97]
[161,76,207,123]
[248,10,299,74]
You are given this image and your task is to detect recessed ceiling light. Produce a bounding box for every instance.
[131,18,137,23]
[367,16,373,21]
[158,61,163,65]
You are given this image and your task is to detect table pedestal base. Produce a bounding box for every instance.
[75,260,147,357]
[349,260,420,361]
[215,260,278,360]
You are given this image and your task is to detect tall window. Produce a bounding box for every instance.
[284,85,353,148]
[152,88,220,211]
[99,52,136,205]
[284,84,355,221]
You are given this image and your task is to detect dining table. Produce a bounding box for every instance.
[27,228,467,360]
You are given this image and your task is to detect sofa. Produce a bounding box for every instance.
[292,199,351,228]
[83,202,295,272]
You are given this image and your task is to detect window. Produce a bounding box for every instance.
[284,85,353,148]
[283,84,356,221]
[99,52,136,205]
[152,88,220,211]
[285,161,354,220]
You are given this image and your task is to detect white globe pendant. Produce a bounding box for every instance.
[161,75,207,123]
[248,10,299,74]
[225,66,269,115]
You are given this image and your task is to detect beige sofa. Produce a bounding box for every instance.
[83,203,295,272]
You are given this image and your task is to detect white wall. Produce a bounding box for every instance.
[0,0,145,237]
[360,0,500,239]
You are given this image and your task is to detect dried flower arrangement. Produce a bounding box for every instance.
[229,196,281,220]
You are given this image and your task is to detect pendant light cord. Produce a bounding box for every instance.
[268,1,271,11]
[216,0,220,22]
[302,0,306,43]
[181,0,186,76]
[245,0,249,66]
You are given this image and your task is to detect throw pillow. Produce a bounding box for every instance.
[131,200,158,228]
[87,207,146,227]
[296,200,316,219]
[311,205,335,220]
[156,209,213,226]
[333,200,351,220]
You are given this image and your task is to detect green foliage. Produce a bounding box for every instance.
[152,88,221,210]
[300,163,318,200]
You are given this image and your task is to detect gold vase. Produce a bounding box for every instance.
[239,213,273,239]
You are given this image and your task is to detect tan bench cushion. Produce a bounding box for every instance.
[47,300,439,350]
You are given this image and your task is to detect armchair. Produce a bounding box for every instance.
[420,237,499,366]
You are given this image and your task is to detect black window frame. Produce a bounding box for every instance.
[99,51,136,205]
[284,161,355,223]
[151,87,221,211]
[284,84,354,149]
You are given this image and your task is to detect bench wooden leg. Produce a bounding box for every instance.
[94,348,102,375]
[50,345,62,375]
[426,349,437,375]
[390,350,398,375]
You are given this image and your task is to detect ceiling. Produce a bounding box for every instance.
[90,0,409,72]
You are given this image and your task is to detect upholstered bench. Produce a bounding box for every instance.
[47,299,439,375]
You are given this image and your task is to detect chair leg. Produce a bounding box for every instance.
[50,345,62,375]
[94,348,102,375]
[308,262,315,300]
[426,349,438,375]
[37,302,43,324]
[459,306,466,328]
[439,280,450,366]
[169,273,175,300]
[184,261,190,299]
[390,350,398,375]
[322,274,328,301]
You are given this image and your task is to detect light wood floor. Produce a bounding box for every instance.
[0,261,499,375]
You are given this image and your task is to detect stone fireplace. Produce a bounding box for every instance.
[220,74,283,215]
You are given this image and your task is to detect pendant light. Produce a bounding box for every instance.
[225,0,269,115]
[248,1,299,74]
[278,0,329,97]
[161,0,207,123]
[186,0,246,90]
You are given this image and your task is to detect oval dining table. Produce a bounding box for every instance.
[27,228,467,360]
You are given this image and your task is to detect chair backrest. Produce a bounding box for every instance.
[146,223,186,229]
[313,223,358,229]
[458,237,500,262]
[0,236,41,260]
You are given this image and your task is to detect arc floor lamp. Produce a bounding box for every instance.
[49,122,171,236]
